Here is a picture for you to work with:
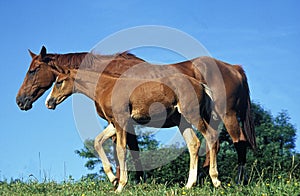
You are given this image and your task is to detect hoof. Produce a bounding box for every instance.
[212,179,221,188]
[236,165,249,185]
[115,184,124,193]
[185,182,195,189]
[112,178,119,190]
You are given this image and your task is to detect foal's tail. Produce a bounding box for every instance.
[234,65,257,150]
[200,83,216,123]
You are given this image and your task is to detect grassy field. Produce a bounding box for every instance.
[0,177,299,196]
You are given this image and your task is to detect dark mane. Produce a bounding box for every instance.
[51,52,88,69]
[48,51,145,70]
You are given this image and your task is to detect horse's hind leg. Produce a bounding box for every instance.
[180,127,200,188]
[222,111,248,184]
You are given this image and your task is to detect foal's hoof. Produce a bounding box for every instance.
[115,184,125,193]
[185,182,196,189]
[212,179,221,188]
[112,178,119,190]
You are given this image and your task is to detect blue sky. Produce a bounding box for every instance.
[0,0,299,181]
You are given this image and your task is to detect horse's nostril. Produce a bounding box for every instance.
[16,95,33,110]
[16,96,24,106]
[24,97,31,103]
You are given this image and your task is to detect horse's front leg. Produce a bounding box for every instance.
[94,124,118,186]
[127,127,144,184]
[115,124,128,193]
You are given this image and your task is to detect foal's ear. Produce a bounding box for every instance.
[52,64,70,75]
[28,49,36,58]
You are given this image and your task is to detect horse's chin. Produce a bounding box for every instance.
[17,96,33,111]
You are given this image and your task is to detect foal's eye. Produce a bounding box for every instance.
[55,80,63,88]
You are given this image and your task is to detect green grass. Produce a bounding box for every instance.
[0,177,299,196]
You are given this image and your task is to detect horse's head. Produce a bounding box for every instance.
[16,46,57,110]
[45,67,76,110]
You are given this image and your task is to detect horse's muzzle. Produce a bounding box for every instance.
[46,97,57,110]
[16,95,33,111]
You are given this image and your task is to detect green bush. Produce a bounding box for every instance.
[76,102,300,185]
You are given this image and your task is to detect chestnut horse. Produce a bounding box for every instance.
[45,67,220,192]
[16,46,255,184]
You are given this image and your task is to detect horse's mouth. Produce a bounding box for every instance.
[16,87,48,111]
[21,101,33,111]
[16,96,33,111]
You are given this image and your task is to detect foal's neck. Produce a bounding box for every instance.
[72,70,116,101]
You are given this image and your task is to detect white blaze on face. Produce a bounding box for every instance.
[45,76,58,107]
[45,90,53,107]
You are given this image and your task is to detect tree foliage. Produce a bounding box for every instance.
[75,102,300,184]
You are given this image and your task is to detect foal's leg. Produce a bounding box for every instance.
[199,118,221,182]
[112,130,144,184]
[115,123,128,193]
[222,110,248,184]
[202,122,221,188]
[180,127,200,188]
[94,124,118,185]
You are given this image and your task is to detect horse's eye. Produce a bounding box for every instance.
[28,69,36,75]
[28,67,40,75]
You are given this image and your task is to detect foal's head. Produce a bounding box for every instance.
[46,69,76,109]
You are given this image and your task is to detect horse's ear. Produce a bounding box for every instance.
[28,49,36,58]
[40,46,47,58]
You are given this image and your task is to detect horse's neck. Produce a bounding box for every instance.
[50,53,88,69]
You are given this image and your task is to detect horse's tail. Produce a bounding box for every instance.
[234,65,256,150]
